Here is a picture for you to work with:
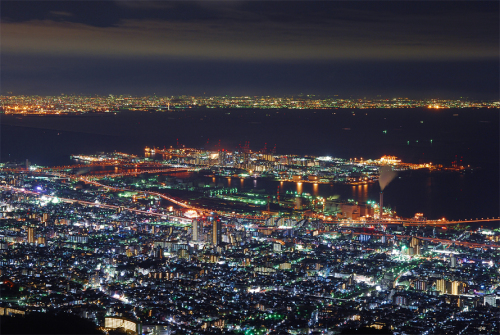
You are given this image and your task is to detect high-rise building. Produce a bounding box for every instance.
[410,237,420,248]
[414,280,427,291]
[37,236,46,245]
[153,246,163,259]
[415,245,422,256]
[394,295,408,306]
[27,226,35,244]
[178,249,189,260]
[192,219,202,242]
[484,295,497,307]
[450,255,457,268]
[451,281,466,295]
[218,150,227,165]
[212,219,221,246]
[0,240,7,251]
[436,279,465,295]
[436,279,447,294]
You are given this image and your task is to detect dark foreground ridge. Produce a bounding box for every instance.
[0,312,103,334]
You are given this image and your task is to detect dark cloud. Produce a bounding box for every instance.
[1,1,123,27]
[2,9,497,61]
[1,1,498,96]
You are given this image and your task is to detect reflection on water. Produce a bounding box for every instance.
[204,175,378,204]
[362,184,368,202]
[312,183,318,196]
[296,182,303,195]
[178,169,498,222]
[349,185,370,203]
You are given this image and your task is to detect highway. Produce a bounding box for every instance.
[0,185,190,223]
[87,168,198,180]
[322,217,500,227]
[321,230,500,250]
[2,182,498,250]
[3,165,499,250]
[42,168,198,210]
[13,164,500,227]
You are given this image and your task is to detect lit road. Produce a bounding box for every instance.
[2,183,498,251]
[87,168,197,180]
[3,162,172,173]
[42,168,199,210]
[82,177,195,209]
[321,231,500,250]
[0,185,189,222]
[324,217,500,227]
[41,161,169,171]
[4,165,499,239]
[37,168,271,219]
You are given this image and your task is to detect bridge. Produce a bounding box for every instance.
[320,230,500,250]
[322,217,500,228]
[3,161,173,173]
[83,167,198,180]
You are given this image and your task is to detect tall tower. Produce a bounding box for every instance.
[379,191,384,217]
[192,219,201,242]
[27,226,35,244]
[450,255,457,268]
[212,218,221,246]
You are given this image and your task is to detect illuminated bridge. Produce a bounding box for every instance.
[324,217,500,228]
[85,167,199,180]
[2,162,175,173]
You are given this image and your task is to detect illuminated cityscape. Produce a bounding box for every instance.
[0,146,499,334]
[1,0,499,334]
[1,95,498,115]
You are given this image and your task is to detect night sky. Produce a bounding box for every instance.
[1,1,498,99]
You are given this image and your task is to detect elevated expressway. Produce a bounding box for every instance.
[1,185,498,250]
[3,164,499,250]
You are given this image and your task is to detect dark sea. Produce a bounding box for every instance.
[1,108,499,222]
